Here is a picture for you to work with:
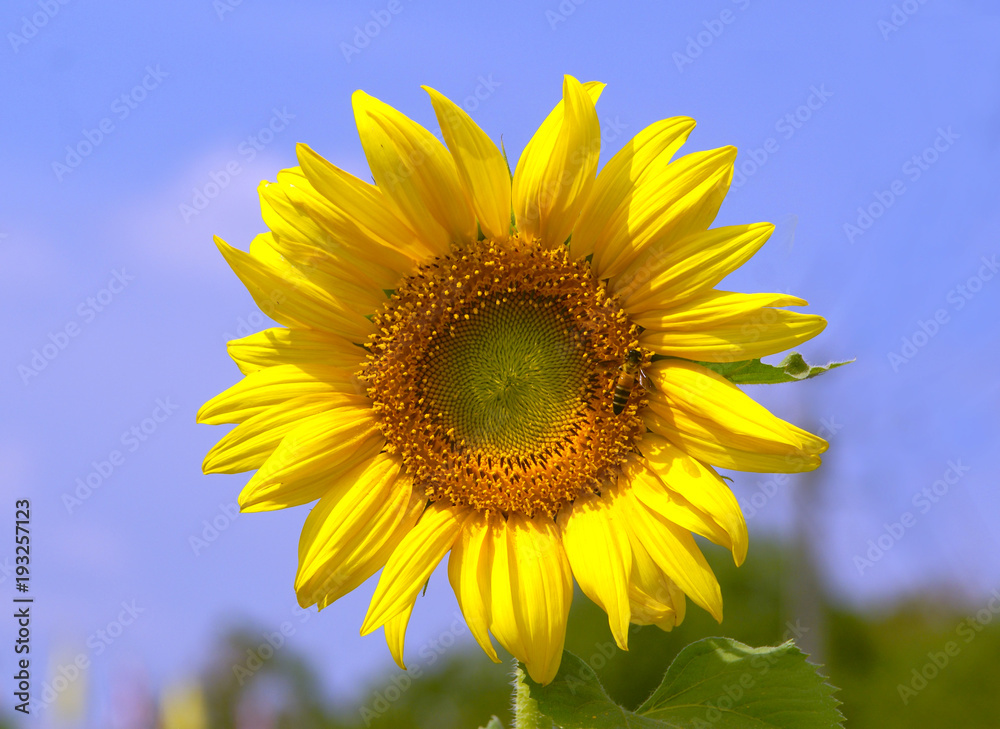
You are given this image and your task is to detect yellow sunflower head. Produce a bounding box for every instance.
[199,75,828,685]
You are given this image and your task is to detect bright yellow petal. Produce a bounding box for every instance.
[258,181,401,309]
[274,166,420,283]
[627,537,685,630]
[447,511,500,662]
[384,597,416,670]
[511,76,603,249]
[361,502,470,635]
[238,407,384,511]
[502,513,574,685]
[635,291,805,328]
[226,327,367,376]
[247,231,384,326]
[486,515,526,664]
[591,146,737,280]
[618,483,723,622]
[635,433,748,566]
[197,364,364,425]
[353,90,475,254]
[620,454,737,562]
[628,586,679,631]
[611,223,773,312]
[216,235,376,342]
[425,86,511,241]
[558,490,632,650]
[203,394,347,474]
[248,231,377,319]
[296,143,432,261]
[570,116,696,260]
[295,453,424,611]
[636,290,827,362]
[488,516,569,680]
[644,359,828,473]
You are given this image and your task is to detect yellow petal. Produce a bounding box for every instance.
[644,359,828,473]
[502,513,574,685]
[618,483,723,622]
[591,146,737,280]
[570,116,696,260]
[296,143,432,261]
[246,231,383,326]
[635,291,805,328]
[425,86,511,241]
[296,454,424,610]
[259,176,330,248]
[258,181,400,310]
[636,290,827,362]
[635,433,748,566]
[361,502,470,635]
[216,235,376,342]
[197,364,365,425]
[486,515,527,663]
[511,76,603,249]
[447,511,500,662]
[627,587,679,631]
[247,231,381,328]
[558,490,632,650]
[620,454,737,562]
[227,327,367,376]
[384,598,416,670]
[353,90,475,254]
[238,407,384,511]
[274,166,420,283]
[203,394,347,474]
[611,223,774,312]
[627,537,685,630]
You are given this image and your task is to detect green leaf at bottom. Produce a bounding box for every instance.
[523,638,843,729]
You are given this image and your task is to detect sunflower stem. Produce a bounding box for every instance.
[511,661,546,729]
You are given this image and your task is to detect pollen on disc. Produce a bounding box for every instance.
[362,238,643,517]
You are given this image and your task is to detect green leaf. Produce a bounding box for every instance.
[697,354,854,385]
[638,638,843,728]
[517,653,660,728]
[478,716,505,729]
[523,639,843,729]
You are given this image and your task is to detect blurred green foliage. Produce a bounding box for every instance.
[189,540,1000,728]
[3,540,996,728]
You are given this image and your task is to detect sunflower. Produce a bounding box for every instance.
[199,75,828,685]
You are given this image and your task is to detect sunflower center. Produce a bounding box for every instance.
[422,295,588,455]
[362,238,644,516]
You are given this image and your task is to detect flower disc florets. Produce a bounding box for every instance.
[362,238,644,516]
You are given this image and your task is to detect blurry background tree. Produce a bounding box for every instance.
[200,542,1000,728]
[2,542,998,728]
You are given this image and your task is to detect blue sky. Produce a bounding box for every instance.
[2,0,999,722]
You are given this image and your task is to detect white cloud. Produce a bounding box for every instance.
[111,148,291,280]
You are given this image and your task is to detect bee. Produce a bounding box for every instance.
[611,348,651,415]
